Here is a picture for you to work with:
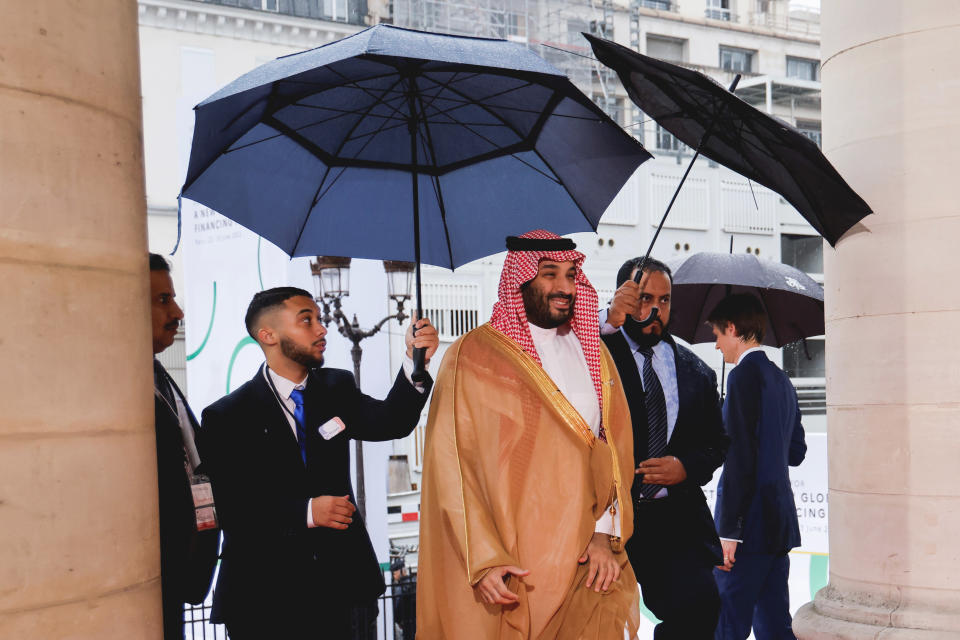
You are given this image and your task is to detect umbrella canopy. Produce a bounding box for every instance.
[181,24,651,269]
[666,252,824,348]
[585,34,872,247]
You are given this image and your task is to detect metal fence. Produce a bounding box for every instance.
[184,573,418,640]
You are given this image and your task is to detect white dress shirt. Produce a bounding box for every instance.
[264,356,429,529]
[599,308,678,499]
[527,323,618,537]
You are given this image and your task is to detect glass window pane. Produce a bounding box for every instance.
[783,338,825,378]
[781,233,823,274]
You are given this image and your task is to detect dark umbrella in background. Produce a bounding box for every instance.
[181,24,652,379]
[667,250,825,400]
[583,33,870,328]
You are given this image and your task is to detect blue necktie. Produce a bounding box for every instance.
[639,346,668,499]
[289,388,308,467]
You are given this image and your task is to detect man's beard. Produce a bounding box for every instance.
[622,313,669,349]
[522,284,575,329]
[280,336,324,368]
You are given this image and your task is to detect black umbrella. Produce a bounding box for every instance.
[584,33,873,247]
[666,252,824,348]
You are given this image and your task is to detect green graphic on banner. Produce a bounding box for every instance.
[226,336,258,393]
[809,554,829,601]
[257,237,264,290]
[186,281,217,361]
[639,598,660,624]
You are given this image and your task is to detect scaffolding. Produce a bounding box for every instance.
[392,0,628,128]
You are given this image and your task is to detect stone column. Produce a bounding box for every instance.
[794,2,960,638]
[0,2,161,638]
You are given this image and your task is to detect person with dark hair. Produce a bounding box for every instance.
[599,256,730,639]
[196,286,438,639]
[149,253,220,639]
[707,294,807,640]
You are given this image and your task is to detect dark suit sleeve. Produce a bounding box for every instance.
[197,404,310,537]
[715,366,760,540]
[788,389,807,467]
[339,368,433,442]
[676,366,730,487]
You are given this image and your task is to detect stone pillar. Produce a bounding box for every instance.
[0,2,160,638]
[793,2,960,638]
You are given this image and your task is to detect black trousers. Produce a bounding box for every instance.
[224,600,377,639]
[626,495,721,640]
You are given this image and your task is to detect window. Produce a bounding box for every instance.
[640,0,673,10]
[655,124,682,151]
[706,0,732,21]
[795,119,822,148]
[261,0,278,10]
[781,233,823,275]
[786,56,820,81]
[646,34,685,62]
[719,46,755,72]
[783,338,825,379]
[323,0,348,21]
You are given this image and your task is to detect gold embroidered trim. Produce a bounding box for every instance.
[478,323,597,448]
[600,349,627,552]
[446,334,479,583]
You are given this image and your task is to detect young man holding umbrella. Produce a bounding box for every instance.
[196,287,438,638]
[708,294,807,640]
[417,230,640,639]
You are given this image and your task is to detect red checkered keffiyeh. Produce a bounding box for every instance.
[489,229,605,435]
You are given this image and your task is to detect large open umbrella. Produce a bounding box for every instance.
[666,252,824,348]
[180,24,652,376]
[584,33,872,247]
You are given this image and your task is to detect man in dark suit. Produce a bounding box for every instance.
[150,253,220,639]
[196,286,438,639]
[600,256,729,639]
[708,294,807,640]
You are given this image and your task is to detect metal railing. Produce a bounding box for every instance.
[184,573,419,639]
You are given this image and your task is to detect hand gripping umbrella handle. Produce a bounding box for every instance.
[411,345,428,383]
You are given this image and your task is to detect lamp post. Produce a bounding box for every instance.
[310,256,415,521]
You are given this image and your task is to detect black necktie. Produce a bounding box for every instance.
[639,346,668,499]
[153,360,176,408]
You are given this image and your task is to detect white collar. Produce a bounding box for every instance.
[264,365,308,400]
[736,346,765,366]
[527,322,572,342]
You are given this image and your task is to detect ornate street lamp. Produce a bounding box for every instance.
[310,256,416,520]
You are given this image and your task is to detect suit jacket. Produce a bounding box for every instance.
[602,331,729,565]
[714,350,807,555]
[196,364,431,628]
[153,361,220,612]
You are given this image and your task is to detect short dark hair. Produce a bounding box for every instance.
[149,253,171,272]
[245,286,314,339]
[707,294,766,344]
[615,256,672,288]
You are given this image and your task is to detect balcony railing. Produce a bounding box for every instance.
[191,0,366,26]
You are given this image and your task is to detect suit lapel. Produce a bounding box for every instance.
[665,335,694,447]
[251,366,304,465]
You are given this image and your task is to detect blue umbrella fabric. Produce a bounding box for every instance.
[666,252,824,347]
[585,34,872,247]
[180,24,652,269]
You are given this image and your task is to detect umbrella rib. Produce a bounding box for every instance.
[414,91,456,269]
[325,72,410,160]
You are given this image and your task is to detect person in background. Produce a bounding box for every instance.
[708,293,807,640]
[601,256,729,640]
[149,253,219,639]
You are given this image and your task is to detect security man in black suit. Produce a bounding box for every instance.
[600,257,730,639]
[196,286,438,639]
[150,253,220,639]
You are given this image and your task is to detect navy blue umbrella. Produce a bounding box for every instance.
[181,24,651,375]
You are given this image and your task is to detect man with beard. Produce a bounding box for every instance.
[600,257,730,639]
[417,230,641,640]
[196,286,438,639]
[150,253,219,639]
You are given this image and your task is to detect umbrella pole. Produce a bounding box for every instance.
[631,74,742,328]
[407,73,428,382]
[719,235,734,403]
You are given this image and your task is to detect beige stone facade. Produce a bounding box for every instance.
[793,1,960,637]
[0,1,160,637]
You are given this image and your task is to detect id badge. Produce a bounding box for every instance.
[190,474,218,531]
